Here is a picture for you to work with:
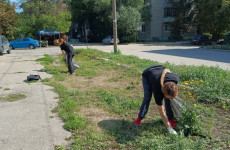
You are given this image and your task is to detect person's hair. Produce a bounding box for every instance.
[162,82,178,99]
[59,38,66,44]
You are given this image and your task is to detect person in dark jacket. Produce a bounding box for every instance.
[134,65,179,135]
[59,38,79,75]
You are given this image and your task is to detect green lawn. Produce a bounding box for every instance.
[37,49,230,150]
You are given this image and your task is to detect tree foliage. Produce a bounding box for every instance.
[71,0,112,42]
[117,6,141,42]
[0,1,17,38]
[194,0,230,40]
[71,0,149,42]
[15,0,71,39]
[168,0,194,41]
[170,0,230,40]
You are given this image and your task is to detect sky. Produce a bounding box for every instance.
[10,0,23,12]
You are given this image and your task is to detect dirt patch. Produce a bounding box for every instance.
[79,106,118,131]
[61,70,131,92]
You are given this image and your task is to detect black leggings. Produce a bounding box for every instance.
[67,53,74,74]
[138,77,174,120]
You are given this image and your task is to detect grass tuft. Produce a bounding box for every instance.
[0,93,26,102]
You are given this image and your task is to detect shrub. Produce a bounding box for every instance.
[224,32,230,44]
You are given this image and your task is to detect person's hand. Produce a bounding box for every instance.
[167,127,177,135]
[134,117,142,126]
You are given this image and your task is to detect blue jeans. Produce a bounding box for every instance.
[138,77,174,120]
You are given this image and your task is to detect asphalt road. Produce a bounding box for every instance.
[73,42,230,71]
[0,48,71,150]
[0,43,229,150]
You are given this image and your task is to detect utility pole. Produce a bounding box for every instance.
[112,0,118,53]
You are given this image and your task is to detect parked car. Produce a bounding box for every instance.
[10,37,39,49]
[102,36,120,44]
[0,35,11,55]
[191,35,212,45]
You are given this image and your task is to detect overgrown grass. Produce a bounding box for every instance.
[37,49,230,150]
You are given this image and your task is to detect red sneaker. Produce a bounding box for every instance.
[134,117,142,126]
[168,119,176,128]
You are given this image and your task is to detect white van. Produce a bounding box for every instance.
[0,35,11,55]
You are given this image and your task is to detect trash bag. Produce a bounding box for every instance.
[171,97,185,117]
[64,54,80,70]
[27,75,41,81]
[72,59,80,70]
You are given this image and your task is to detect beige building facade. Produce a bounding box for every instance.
[141,0,176,41]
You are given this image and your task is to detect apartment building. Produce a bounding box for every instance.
[141,0,176,41]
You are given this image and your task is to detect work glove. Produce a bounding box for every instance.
[168,119,176,128]
[134,117,142,126]
[167,127,177,135]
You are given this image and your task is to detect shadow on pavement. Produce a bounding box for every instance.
[142,48,230,64]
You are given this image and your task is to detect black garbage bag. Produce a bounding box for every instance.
[27,75,41,81]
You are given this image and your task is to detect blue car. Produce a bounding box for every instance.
[10,37,39,49]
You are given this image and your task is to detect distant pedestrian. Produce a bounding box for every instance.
[59,38,79,75]
[134,65,179,135]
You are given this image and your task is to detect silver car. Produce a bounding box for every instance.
[0,35,11,55]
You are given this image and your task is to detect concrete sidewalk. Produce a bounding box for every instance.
[0,47,71,150]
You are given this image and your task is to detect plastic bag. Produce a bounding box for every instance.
[27,75,41,81]
[171,97,185,117]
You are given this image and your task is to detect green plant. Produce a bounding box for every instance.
[55,145,66,150]
[63,114,86,131]
[176,102,207,137]
[41,78,51,82]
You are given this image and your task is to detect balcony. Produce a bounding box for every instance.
[163,17,175,23]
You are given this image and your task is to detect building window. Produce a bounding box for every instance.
[164,24,171,32]
[164,8,177,17]
[142,25,145,33]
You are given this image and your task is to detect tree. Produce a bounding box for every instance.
[117,6,141,42]
[71,0,148,42]
[0,1,17,39]
[71,0,112,42]
[168,0,194,41]
[194,0,230,40]
[15,0,71,38]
